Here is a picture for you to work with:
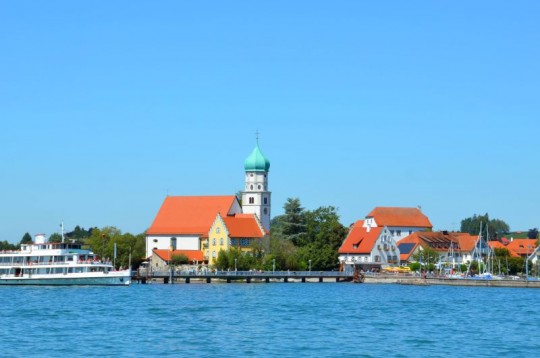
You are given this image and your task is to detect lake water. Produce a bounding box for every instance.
[2,282,539,357]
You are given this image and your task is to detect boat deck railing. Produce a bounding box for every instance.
[0,261,112,267]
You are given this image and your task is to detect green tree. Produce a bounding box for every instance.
[215,248,257,271]
[171,254,189,265]
[412,245,440,266]
[83,227,145,269]
[303,206,347,249]
[460,214,509,240]
[0,240,17,250]
[20,232,32,244]
[49,233,62,243]
[267,235,299,270]
[279,198,307,245]
[528,228,538,239]
[67,225,93,242]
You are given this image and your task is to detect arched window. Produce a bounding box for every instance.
[263,197,268,204]
[263,208,268,215]
[249,197,254,204]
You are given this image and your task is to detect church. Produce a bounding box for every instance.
[145,142,271,266]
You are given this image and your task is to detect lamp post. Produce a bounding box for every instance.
[272,259,275,274]
[309,259,312,272]
[234,258,237,272]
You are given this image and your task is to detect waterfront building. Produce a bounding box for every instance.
[505,239,537,259]
[338,220,399,272]
[207,213,267,265]
[151,249,204,271]
[363,207,432,242]
[145,142,271,266]
[397,231,489,267]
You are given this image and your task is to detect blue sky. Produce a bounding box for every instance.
[1,1,538,242]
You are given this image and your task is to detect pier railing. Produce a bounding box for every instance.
[133,269,354,284]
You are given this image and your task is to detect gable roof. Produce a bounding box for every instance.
[153,249,204,262]
[454,233,479,252]
[397,231,478,260]
[222,214,266,238]
[339,220,384,254]
[397,242,419,261]
[366,207,432,228]
[506,239,537,256]
[147,196,238,235]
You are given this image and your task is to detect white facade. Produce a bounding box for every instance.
[363,219,427,242]
[339,227,400,272]
[242,171,271,231]
[145,235,200,259]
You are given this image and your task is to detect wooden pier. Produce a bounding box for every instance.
[133,270,354,284]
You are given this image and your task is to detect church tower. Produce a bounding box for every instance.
[242,141,271,232]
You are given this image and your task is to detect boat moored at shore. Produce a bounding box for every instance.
[0,234,131,286]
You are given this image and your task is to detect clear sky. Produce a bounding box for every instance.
[1,1,539,242]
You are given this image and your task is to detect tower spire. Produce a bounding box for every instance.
[255,129,259,144]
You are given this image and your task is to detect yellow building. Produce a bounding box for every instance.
[205,213,267,265]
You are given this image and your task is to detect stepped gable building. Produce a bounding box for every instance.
[338,220,399,272]
[207,213,266,265]
[363,207,433,242]
[145,142,271,265]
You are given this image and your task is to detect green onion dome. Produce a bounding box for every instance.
[244,144,270,172]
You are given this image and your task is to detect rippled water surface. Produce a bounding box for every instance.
[2,283,539,357]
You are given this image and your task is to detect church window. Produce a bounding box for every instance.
[249,197,254,204]
[153,239,158,243]
[250,185,254,190]
[258,185,261,190]
[263,197,268,204]
[263,208,268,215]
[250,173,254,177]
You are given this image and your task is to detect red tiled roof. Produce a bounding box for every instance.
[366,207,432,228]
[506,239,537,256]
[147,196,238,235]
[339,220,383,254]
[454,233,478,252]
[153,249,204,262]
[398,231,465,253]
[488,241,519,257]
[222,214,265,238]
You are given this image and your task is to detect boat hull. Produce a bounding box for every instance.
[0,271,131,286]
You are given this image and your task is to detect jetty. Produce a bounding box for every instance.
[132,269,540,288]
[133,270,354,284]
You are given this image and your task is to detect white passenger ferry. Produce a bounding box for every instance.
[0,234,131,286]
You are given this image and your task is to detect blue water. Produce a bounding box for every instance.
[2,283,539,357]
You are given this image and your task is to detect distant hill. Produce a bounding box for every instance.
[502,231,529,240]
